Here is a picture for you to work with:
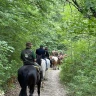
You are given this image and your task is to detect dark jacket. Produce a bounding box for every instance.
[21,48,36,65]
[45,49,49,58]
[36,48,45,59]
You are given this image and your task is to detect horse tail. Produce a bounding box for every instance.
[27,70,37,86]
[18,68,28,88]
[18,65,41,96]
[18,65,37,87]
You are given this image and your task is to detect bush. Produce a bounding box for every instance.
[0,41,15,89]
[60,39,96,96]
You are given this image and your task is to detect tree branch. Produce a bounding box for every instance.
[90,7,96,18]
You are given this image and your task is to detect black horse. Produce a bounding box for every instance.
[18,65,41,96]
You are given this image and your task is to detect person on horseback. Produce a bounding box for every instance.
[36,45,45,59]
[21,42,36,65]
[20,42,43,80]
[36,45,48,70]
[45,46,50,59]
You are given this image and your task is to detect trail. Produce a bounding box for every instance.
[5,69,67,96]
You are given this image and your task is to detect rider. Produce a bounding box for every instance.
[36,45,48,70]
[21,42,36,65]
[20,42,43,79]
[44,46,49,59]
[36,45,45,59]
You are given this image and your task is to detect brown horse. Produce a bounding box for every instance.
[50,56,61,70]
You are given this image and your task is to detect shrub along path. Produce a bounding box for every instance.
[5,68,67,96]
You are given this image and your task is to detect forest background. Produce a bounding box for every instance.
[0,0,96,96]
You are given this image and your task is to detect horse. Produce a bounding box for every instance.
[18,65,41,96]
[36,57,50,78]
[50,56,61,70]
[41,58,50,79]
[36,57,50,87]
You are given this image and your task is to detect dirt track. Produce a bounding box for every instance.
[5,69,67,96]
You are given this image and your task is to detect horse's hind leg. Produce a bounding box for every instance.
[29,84,35,96]
[18,80,27,96]
[57,65,59,70]
[37,81,41,96]
[19,86,27,96]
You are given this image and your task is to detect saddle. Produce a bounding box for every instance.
[34,65,41,81]
[34,65,40,72]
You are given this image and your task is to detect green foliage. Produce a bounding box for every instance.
[0,0,96,96]
[0,41,16,88]
[67,60,96,96]
[60,37,96,96]
[65,0,96,18]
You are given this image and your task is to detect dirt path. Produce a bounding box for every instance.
[5,69,67,96]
